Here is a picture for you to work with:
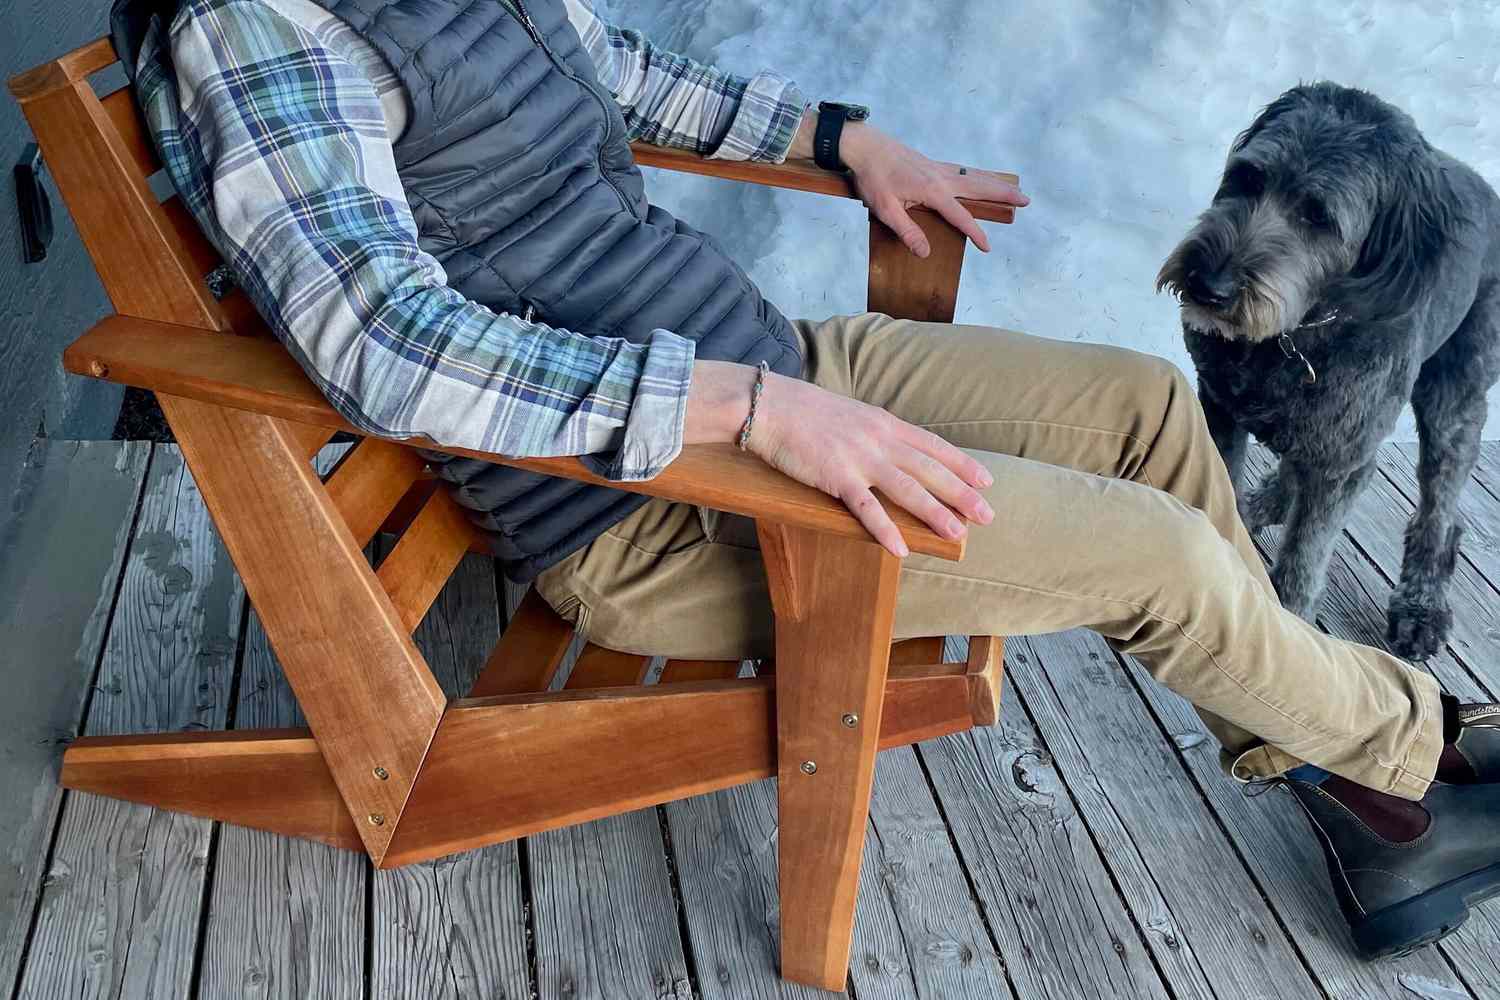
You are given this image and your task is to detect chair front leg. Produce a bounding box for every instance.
[759,522,900,991]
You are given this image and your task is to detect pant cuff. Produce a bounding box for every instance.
[1221,670,1446,802]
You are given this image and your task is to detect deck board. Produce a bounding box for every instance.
[196,444,365,1000]
[919,651,1172,1000]
[8,440,1500,998]
[370,548,532,1000]
[847,748,1013,999]
[16,446,243,1000]
[1007,629,1320,998]
[0,440,148,994]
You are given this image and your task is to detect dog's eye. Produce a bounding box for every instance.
[1300,198,1331,229]
[1221,162,1265,199]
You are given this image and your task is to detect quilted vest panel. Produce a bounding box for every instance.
[325,0,803,581]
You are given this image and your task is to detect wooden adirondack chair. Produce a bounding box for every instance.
[10,37,1016,992]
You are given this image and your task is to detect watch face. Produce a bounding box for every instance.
[819,101,871,122]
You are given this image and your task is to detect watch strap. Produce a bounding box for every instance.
[813,106,848,172]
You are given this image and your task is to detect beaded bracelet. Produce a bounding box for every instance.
[736,360,771,451]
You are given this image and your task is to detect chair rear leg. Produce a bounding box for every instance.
[761,523,900,991]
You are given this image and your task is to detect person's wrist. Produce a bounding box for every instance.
[838,122,879,172]
[685,360,759,445]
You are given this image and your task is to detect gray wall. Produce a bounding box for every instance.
[0,2,122,508]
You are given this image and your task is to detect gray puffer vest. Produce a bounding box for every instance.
[116,0,803,581]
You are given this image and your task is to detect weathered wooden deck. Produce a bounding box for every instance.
[2,439,1498,999]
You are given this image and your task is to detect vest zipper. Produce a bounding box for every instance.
[496,0,635,213]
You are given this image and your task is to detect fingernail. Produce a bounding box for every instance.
[977,500,994,521]
[980,470,994,488]
[916,245,930,258]
[947,518,964,538]
[896,542,910,558]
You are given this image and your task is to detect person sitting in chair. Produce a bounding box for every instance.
[111,0,1499,960]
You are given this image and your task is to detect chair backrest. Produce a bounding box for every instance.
[8,38,264,336]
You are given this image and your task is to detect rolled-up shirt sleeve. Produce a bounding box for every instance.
[147,0,693,481]
[564,0,806,163]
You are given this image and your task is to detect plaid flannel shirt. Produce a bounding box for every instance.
[133,0,806,480]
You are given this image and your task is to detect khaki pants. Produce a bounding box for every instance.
[536,313,1444,800]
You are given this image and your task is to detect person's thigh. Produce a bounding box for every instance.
[796,312,1189,480]
[533,499,776,661]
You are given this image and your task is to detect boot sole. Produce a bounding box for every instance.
[1353,861,1500,960]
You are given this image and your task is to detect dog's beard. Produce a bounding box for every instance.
[1160,251,1322,343]
[1175,278,1294,343]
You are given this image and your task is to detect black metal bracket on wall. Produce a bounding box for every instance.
[14,143,54,263]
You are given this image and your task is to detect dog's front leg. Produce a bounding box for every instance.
[1198,384,1248,492]
[1270,460,1379,618]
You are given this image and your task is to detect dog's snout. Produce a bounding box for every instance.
[1184,263,1238,308]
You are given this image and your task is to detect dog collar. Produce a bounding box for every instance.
[1276,308,1338,386]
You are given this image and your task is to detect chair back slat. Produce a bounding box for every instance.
[100,84,161,177]
[9,40,228,332]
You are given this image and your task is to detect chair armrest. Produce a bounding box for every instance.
[629,142,1019,225]
[64,315,965,560]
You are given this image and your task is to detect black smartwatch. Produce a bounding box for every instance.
[813,101,871,172]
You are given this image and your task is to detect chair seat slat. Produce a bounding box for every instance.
[467,589,576,698]
[376,488,477,633]
[324,438,427,549]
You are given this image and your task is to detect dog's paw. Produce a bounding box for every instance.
[1386,591,1453,662]
[1239,485,1285,533]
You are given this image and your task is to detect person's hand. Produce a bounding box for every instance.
[840,123,1029,258]
[685,361,994,557]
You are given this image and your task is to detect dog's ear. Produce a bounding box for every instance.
[1334,147,1463,320]
[1231,86,1318,153]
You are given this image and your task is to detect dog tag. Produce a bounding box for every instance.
[1277,333,1317,386]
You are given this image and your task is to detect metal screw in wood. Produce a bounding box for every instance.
[88,359,108,378]
[368,813,385,826]
[841,713,859,728]
[373,766,389,780]
[800,760,817,775]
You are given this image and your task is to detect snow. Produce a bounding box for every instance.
[608,0,1500,439]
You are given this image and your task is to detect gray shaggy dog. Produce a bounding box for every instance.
[1157,82,1500,661]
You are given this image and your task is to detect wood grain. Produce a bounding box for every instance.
[99,85,158,177]
[375,489,476,633]
[16,446,244,1000]
[1246,446,1500,993]
[198,443,365,1000]
[964,634,1004,727]
[530,813,692,1000]
[381,672,972,869]
[370,549,531,1000]
[15,76,224,329]
[0,442,149,995]
[658,659,744,683]
[7,37,115,100]
[162,397,446,862]
[1009,631,1319,996]
[325,438,428,548]
[920,651,1174,999]
[466,588,575,698]
[889,636,946,666]
[563,643,652,690]
[867,208,968,323]
[66,316,965,560]
[850,749,1013,999]
[61,730,361,850]
[772,528,901,990]
[631,142,1018,224]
